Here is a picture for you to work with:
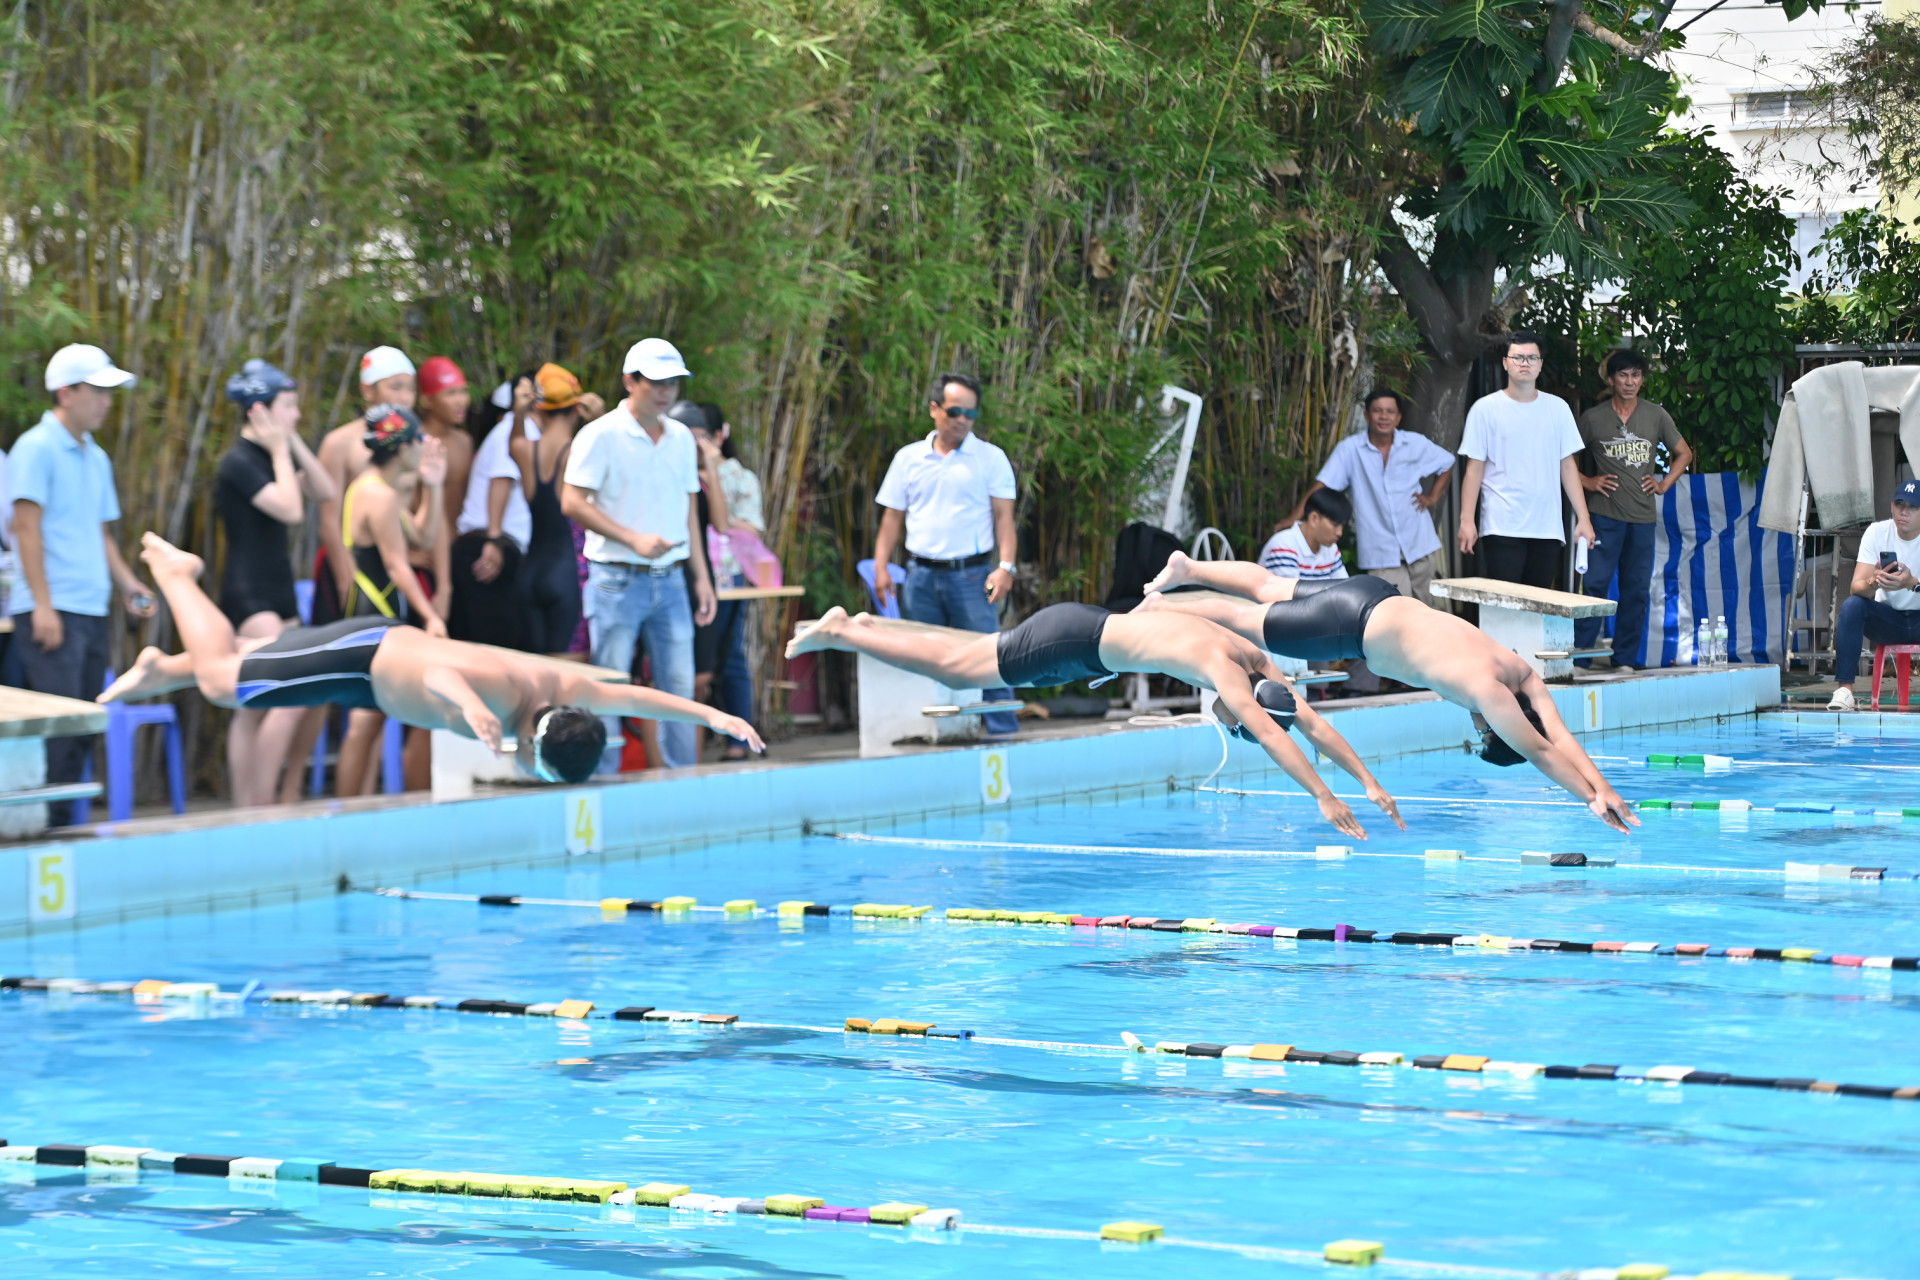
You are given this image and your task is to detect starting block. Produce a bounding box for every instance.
[1430,578,1617,680]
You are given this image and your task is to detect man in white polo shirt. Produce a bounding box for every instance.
[562,338,714,770]
[872,372,1019,734]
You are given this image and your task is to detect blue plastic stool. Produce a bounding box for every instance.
[82,668,188,822]
[382,717,404,793]
[855,559,907,620]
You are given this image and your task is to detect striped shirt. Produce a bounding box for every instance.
[1258,523,1347,581]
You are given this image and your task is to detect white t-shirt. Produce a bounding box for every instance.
[564,404,700,565]
[1258,523,1347,580]
[0,449,13,606]
[457,415,541,551]
[875,431,1017,560]
[1460,390,1584,541]
[1859,518,1920,610]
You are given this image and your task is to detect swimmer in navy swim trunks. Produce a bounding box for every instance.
[1139,553,1635,832]
[787,602,1404,839]
[101,534,763,784]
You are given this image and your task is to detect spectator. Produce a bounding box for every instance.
[449,373,537,649]
[414,356,473,628]
[0,436,15,683]
[12,344,157,826]
[1261,488,1350,582]
[1457,331,1596,589]
[214,360,336,806]
[562,338,714,771]
[1295,389,1455,605]
[1827,480,1920,712]
[689,402,762,761]
[1574,349,1693,670]
[314,345,416,624]
[872,372,1019,735]
[509,364,593,658]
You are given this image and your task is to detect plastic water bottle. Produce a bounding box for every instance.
[1695,621,1709,666]
[1713,615,1729,668]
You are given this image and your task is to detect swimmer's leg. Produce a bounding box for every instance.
[1135,591,1272,650]
[1145,551,1298,603]
[139,532,246,706]
[787,606,1004,687]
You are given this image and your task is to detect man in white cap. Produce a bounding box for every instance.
[562,337,716,771]
[313,345,417,624]
[13,343,158,825]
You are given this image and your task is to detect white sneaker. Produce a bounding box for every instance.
[1611,663,1634,674]
[1827,686,1857,712]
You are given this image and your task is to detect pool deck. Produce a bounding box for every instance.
[1,665,1780,939]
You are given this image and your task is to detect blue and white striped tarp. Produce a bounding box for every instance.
[1622,470,1797,667]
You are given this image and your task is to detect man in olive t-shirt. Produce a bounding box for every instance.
[1573,349,1693,669]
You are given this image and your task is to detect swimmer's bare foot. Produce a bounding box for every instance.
[140,531,204,581]
[786,606,851,659]
[99,646,172,704]
[1141,550,1195,596]
[1131,591,1168,614]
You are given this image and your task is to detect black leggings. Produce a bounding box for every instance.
[1259,576,1399,662]
[520,550,582,654]
[1477,535,1562,590]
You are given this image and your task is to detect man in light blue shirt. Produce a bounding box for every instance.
[1293,389,1456,606]
[13,344,157,823]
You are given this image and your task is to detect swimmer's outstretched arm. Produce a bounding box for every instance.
[551,669,767,753]
[1286,697,1405,831]
[1478,676,1636,833]
[1209,660,1368,841]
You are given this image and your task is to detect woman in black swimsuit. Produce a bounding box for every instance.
[509,363,594,657]
[213,360,336,807]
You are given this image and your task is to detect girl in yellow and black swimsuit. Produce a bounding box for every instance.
[340,405,447,633]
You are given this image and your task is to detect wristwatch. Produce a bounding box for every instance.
[997,560,1016,575]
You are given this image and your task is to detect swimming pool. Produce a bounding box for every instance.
[4,714,1917,1279]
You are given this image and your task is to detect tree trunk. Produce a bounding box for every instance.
[1376,227,1499,451]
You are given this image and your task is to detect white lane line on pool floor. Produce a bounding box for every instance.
[828,832,1794,876]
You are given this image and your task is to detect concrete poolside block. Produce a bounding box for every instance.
[228,1158,282,1181]
[84,1146,150,1167]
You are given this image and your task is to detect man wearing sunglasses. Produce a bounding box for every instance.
[1457,331,1596,589]
[871,372,1020,734]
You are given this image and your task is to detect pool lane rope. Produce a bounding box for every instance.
[347,885,1920,973]
[7,979,1919,1102]
[0,1140,1712,1279]
[1194,781,1920,822]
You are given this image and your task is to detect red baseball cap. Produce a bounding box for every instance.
[418,356,466,398]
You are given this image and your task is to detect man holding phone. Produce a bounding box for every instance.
[1828,480,1920,711]
[562,338,714,769]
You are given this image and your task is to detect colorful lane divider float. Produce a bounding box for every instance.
[351,884,1920,972]
[7,978,1918,1101]
[0,1141,1818,1277]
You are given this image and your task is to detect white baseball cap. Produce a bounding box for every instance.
[359,345,415,386]
[45,344,137,392]
[622,338,692,382]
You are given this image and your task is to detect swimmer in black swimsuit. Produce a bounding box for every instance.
[788,602,1403,840]
[101,534,764,785]
[1139,553,1635,833]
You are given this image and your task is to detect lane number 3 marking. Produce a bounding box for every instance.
[980,748,1011,805]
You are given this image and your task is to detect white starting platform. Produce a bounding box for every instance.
[0,686,106,839]
[1430,577,1616,680]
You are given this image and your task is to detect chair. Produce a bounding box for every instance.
[855,559,906,619]
[81,668,187,823]
[1871,644,1920,711]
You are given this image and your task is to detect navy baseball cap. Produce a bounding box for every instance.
[1896,480,1920,507]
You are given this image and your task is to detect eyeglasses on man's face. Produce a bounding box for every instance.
[1505,353,1543,365]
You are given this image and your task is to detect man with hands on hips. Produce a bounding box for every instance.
[871,372,1020,736]
[1828,480,1920,712]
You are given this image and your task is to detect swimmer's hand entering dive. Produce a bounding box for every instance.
[707,709,767,754]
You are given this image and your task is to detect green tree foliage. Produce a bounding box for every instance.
[1800,15,1920,198]
[1791,210,1920,346]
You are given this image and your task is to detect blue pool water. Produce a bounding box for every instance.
[4,717,1919,1279]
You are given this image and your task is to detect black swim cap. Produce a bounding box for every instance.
[1230,678,1297,742]
[364,404,423,461]
[226,359,297,412]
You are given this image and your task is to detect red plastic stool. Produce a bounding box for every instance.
[1871,644,1920,710]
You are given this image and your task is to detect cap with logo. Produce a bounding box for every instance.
[226,359,297,411]
[46,344,137,392]
[1894,479,1920,508]
[359,345,415,387]
[622,338,692,382]
[418,356,466,398]
[534,362,582,411]
[363,403,423,458]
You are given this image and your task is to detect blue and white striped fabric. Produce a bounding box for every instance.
[1626,470,1796,666]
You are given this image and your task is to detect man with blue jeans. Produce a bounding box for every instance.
[1574,349,1692,669]
[1827,481,1920,712]
[13,344,158,824]
[872,372,1019,734]
[562,338,714,769]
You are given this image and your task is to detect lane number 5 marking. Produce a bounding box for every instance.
[29,850,75,922]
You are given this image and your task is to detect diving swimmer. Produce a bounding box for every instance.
[102,534,764,783]
[787,602,1405,840]
[1139,553,1636,832]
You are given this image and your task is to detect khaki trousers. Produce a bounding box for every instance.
[1365,550,1441,608]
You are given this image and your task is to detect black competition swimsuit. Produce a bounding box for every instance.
[341,483,408,622]
[234,618,392,711]
[995,603,1114,688]
[520,436,582,653]
[1259,575,1400,662]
